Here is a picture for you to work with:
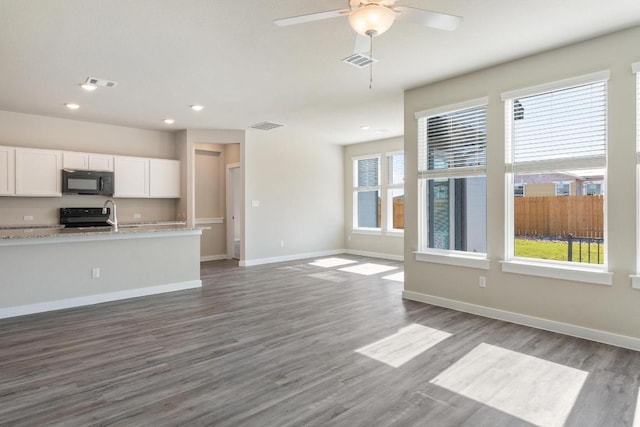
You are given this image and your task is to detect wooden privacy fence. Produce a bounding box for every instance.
[515,195,603,238]
[376,196,405,229]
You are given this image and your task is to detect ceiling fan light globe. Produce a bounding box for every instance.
[348,4,395,36]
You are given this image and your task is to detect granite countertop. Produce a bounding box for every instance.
[0,221,197,241]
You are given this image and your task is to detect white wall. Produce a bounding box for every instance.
[243,129,344,264]
[0,110,176,157]
[404,26,640,341]
[344,137,404,259]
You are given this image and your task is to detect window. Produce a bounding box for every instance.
[555,182,571,196]
[353,156,381,230]
[583,181,602,196]
[503,72,608,267]
[416,98,488,256]
[387,152,405,232]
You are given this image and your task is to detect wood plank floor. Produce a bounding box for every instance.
[1,255,639,426]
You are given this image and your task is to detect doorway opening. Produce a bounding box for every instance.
[226,163,241,259]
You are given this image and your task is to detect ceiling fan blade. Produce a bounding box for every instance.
[273,9,348,26]
[353,33,370,54]
[394,6,463,31]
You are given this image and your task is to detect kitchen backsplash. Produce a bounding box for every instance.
[0,196,178,226]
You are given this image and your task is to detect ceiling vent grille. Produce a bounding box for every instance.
[342,53,377,68]
[86,77,118,88]
[250,121,284,131]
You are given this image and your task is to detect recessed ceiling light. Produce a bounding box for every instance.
[80,83,97,91]
[376,129,389,134]
[65,103,80,110]
[190,105,204,111]
[163,118,175,125]
[360,125,370,130]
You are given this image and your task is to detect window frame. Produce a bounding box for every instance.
[352,154,382,234]
[386,151,405,235]
[414,97,490,269]
[502,71,612,285]
[631,62,640,289]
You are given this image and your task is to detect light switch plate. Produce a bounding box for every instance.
[252,200,260,207]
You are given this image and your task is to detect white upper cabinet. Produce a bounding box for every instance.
[63,152,113,171]
[62,151,88,170]
[88,154,113,171]
[3,146,178,199]
[114,156,149,198]
[15,148,62,196]
[149,159,180,198]
[0,146,16,196]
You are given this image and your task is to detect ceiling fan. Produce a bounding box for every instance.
[274,0,463,54]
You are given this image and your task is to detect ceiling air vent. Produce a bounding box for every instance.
[86,77,118,88]
[342,53,377,68]
[250,121,284,131]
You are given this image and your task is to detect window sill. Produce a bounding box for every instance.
[501,259,612,286]
[352,228,382,236]
[386,230,404,238]
[629,275,640,289]
[414,250,489,270]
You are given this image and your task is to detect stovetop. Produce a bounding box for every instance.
[59,207,110,228]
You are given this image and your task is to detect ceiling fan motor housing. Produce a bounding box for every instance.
[348,3,396,37]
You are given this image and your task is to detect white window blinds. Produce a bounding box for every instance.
[505,78,608,173]
[356,157,379,188]
[417,102,487,179]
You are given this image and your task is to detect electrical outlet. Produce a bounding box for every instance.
[252,200,260,207]
[280,241,284,247]
[92,268,100,279]
[133,213,141,219]
[23,215,34,221]
[479,276,487,288]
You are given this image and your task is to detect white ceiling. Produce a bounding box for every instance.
[1,0,640,145]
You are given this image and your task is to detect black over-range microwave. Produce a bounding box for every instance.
[62,169,114,196]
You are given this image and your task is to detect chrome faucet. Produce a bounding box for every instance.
[103,199,118,231]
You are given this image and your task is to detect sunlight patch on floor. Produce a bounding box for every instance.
[382,271,404,282]
[309,257,358,268]
[430,343,588,427]
[339,263,398,276]
[356,324,452,368]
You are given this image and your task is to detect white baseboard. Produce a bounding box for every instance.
[240,249,345,267]
[0,280,202,320]
[345,249,404,261]
[200,254,227,262]
[402,290,640,352]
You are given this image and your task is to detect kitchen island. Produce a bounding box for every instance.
[0,224,202,319]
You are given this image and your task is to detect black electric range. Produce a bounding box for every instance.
[60,207,111,228]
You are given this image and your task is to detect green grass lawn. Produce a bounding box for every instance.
[515,238,604,264]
